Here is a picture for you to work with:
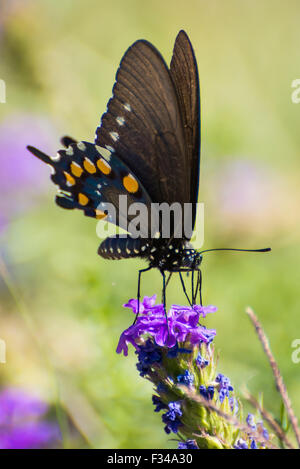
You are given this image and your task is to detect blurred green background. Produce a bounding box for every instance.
[0,0,300,448]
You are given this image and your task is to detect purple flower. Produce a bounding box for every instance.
[0,388,60,449]
[0,1,26,35]
[234,438,249,449]
[0,113,57,230]
[178,439,198,449]
[152,395,167,413]
[177,370,194,387]
[195,352,209,368]
[135,339,162,377]
[199,385,215,400]
[246,413,256,430]
[257,421,269,440]
[162,401,183,434]
[216,373,234,403]
[117,296,216,355]
[250,440,258,449]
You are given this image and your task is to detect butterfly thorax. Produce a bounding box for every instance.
[144,239,202,271]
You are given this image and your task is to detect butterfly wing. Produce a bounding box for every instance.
[27,141,153,237]
[94,38,190,211]
[170,30,201,231]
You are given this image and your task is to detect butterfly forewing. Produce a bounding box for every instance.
[170,30,200,230]
[94,39,190,210]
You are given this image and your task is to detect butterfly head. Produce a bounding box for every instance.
[181,248,202,270]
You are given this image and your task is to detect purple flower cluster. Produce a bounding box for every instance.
[177,370,194,387]
[199,385,215,400]
[136,339,162,377]
[234,414,269,449]
[161,402,183,434]
[117,296,216,356]
[195,351,209,368]
[216,373,234,403]
[178,439,198,449]
[152,397,184,435]
[0,388,60,449]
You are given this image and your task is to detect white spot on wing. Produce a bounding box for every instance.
[110,131,119,142]
[116,116,125,126]
[96,146,112,161]
[77,142,86,151]
[123,103,132,112]
[66,147,74,156]
[105,145,115,152]
[47,164,55,175]
[51,152,61,162]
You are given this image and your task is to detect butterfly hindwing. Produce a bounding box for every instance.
[27,141,152,237]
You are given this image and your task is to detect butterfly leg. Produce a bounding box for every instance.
[134,266,152,324]
[197,269,203,306]
[161,270,167,312]
[179,272,193,306]
[161,269,171,337]
[192,270,195,305]
[165,272,173,288]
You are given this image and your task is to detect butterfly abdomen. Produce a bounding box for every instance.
[98,236,149,260]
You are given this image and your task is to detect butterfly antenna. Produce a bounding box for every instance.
[199,247,271,254]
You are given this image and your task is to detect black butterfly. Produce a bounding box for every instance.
[27,31,270,308]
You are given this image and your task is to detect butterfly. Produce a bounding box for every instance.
[27,31,270,309]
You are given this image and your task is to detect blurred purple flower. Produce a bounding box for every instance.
[0,113,57,229]
[0,1,28,35]
[117,295,216,356]
[217,160,268,215]
[212,158,296,236]
[0,388,60,449]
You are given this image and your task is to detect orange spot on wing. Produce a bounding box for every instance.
[78,193,89,206]
[83,158,96,174]
[64,171,75,186]
[70,162,83,177]
[123,174,139,193]
[97,158,111,175]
